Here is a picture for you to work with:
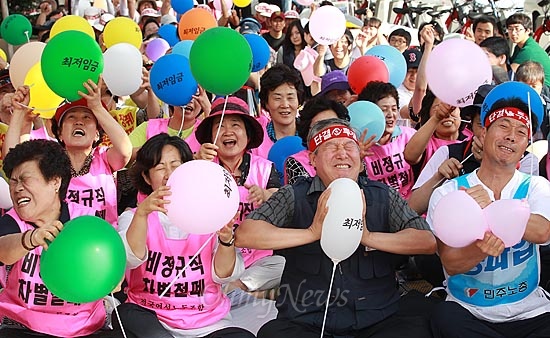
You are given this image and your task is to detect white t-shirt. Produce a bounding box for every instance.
[427,170,550,322]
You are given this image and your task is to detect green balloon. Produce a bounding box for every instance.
[40,215,126,303]
[0,14,32,46]
[41,30,104,102]
[189,27,252,96]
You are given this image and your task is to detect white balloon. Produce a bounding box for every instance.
[102,43,143,97]
[320,178,363,263]
[0,178,13,209]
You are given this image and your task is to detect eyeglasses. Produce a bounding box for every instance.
[507,25,525,33]
[390,37,407,45]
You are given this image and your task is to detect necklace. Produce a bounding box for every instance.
[70,150,94,178]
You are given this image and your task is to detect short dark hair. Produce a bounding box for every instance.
[129,133,194,195]
[297,97,350,146]
[357,81,399,108]
[3,139,71,201]
[472,15,496,34]
[259,64,304,110]
[479,36,510,59]
[389,28,411,46]
[418,21,444,44]
[505,13,532,33]
[364,17,382,28]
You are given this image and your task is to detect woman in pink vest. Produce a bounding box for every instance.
[358,81,419,200]
[4,80,132,228]
[195,96,283,295]
[252,64,304,159]
[284,96,350,185]
[128,87,212,159]
[0,139,120,338]
[117,133,255,338]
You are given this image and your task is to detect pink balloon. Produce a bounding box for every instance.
[308,5,346,45]
[426,39,492,107]
[145,38,170,62]
[166,160,239,234]
[433,190,487,248]
[484,199,530,247]
[296,0,314,5]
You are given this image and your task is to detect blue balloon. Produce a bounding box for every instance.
[158,24,180,47]
[171,0,194,15]
[268,136,306,184]
[243,34,270,72]
[172,40,194,58]
[347,101,386,142]
[481,81,544,131]
[150,54,198,106]
[365,45,407,88]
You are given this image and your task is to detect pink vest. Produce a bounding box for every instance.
[126,211,230,330]
[284,149,315,184]
[364,127,416,199]
[30,127,55,141]
[146,118,201,153]
[0,204,105,337]
[217,155,273,267]
[424,129,473,168]
[67,147,118,227]
[250,115,274,160]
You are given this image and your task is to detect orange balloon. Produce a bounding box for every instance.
[177,8,217,41]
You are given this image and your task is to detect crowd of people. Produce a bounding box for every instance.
[1,0,550,337]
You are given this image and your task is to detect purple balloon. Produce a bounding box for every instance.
[146,38,170,62]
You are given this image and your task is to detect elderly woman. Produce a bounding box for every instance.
[117,133,255,338]
[0,139,119,338]
[195,96,283,294]
[4,80,132,228]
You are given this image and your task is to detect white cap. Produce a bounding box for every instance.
[93,13,115,31]
[140,8,161,17]
[160,14,178,25]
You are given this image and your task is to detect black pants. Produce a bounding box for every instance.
[431,301,550,338]
[116,302,256,338]
[258,291,438,338]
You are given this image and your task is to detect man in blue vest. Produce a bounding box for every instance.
[428,94,550,337]
[236,118,436,337]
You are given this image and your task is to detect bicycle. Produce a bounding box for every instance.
[533,0,550,54]
[392,0,431,28]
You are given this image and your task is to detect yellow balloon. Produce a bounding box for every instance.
[24,62,64,119]
[233,0,251,7]
[0,49,6,62]
[103,17,142,50]
[50,15,95,40]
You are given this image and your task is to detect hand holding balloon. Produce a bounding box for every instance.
[192,86,211,115]
[136,185,172,218]
[78,77,105,113]
[31,220,63,250]
[196,143,218,161]
[358,128,376,158]
[475,232,505,257]
[309,188,331,242]
[461,185,492,209]
[11,86,36,122]
[437,158,463,180]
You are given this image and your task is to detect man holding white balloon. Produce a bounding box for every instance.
[236,118,436,337]
[427,88,550,338]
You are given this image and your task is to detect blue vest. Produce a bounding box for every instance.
[275,176,400,334]
[447,173,538,307]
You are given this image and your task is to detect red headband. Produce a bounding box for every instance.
[485,107,530,132]
[308,125,359,152]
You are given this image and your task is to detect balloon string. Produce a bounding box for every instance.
[14,101,66,113]
[24,30,30,43]
[109,292,128,338]
[212,95,228,145]
[177,107,185,138]
[320,262,337,338]
[527,91,533,199]
[159,233,215,298]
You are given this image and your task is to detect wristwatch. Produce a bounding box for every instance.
[218,234,235,247]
